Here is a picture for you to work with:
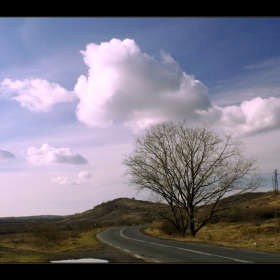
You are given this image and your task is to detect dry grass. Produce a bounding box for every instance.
[62,197,155,225]
[0,251,49,263]
[144,218,280,252]
[142,192,280,253]
[0,224,105,263]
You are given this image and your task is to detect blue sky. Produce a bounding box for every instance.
[0,17,280,217]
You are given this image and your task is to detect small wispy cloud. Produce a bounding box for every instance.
[51,171,93,185]
[26,144,89,166]
[51,176,71,185]
[75,170,93,184]
[0,149,15,161]
[243,56,280,70]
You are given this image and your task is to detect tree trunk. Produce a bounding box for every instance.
[189,223,196,237]
[189,214,196,237]
[179,227,187,237]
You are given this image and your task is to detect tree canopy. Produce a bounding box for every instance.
[123,121,263,237]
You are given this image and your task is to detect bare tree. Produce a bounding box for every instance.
[123,121,263,237]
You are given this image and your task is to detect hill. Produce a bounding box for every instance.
[59,197,157,226]
[1,191,279,226]
[211,191,280,222]
[57,190,280,226]
[0,215,66,224]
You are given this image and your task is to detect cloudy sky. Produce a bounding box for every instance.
[0,17,279,217]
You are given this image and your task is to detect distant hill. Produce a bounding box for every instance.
[1,191,279,226]
[58,191,280,225]
[0,215,66,224]
[59,197,157,226]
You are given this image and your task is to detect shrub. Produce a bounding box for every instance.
[151,220,179,236]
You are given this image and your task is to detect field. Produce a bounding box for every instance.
[0,198,154,263]
[0,223,106,263]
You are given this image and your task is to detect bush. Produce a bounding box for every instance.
[151,220,179,236]
[32,224,63,246]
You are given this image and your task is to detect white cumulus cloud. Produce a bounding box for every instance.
[74,38,212,132]
[205,96,280,136]
[26,144,88,166]
[1,78,77,112]
[2,38,279,137]
[0,149,15,161]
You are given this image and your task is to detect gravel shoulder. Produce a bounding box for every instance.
[48,242,147,263]
[0,239,147,263]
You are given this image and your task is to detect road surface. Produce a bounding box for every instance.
[96,224,280,263]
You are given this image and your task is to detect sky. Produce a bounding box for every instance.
[0,17,280,217]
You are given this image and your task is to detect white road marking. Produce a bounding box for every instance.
[96,230,157,262]
[123,249,131,253]
[134,254,141,258]
[119,228,252,263]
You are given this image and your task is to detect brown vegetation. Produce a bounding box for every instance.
[0,197,154,262]
[144,191,280,252]
[60,197,156,226]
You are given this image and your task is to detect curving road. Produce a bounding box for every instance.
[96,224,280,263]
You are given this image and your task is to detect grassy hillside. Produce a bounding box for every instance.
[59,197,156,226]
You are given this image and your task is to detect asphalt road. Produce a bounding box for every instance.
[96,224,280,263]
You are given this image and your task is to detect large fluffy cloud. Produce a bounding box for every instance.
[74,38,280,136]
[74,38,212,131]
[26,144,88,165]
[1,78,76,112]
[52,171,93,185]
[0,149,15,161]
[2,38,280,137]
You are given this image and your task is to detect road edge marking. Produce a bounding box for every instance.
[96,231,156,263]
[120,228,252,263]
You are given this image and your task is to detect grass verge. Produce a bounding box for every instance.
[143,219,280,253]
[0,227,106,263]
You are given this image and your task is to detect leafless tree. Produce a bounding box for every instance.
[123,121,263,237]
